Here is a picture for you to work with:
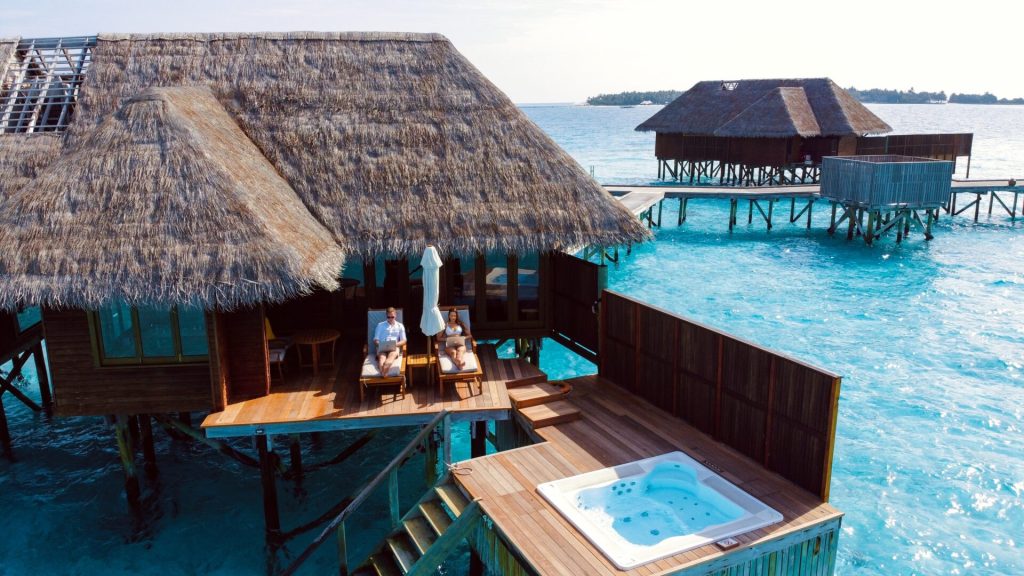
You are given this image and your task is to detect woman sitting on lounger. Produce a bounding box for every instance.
[437,308,470,369]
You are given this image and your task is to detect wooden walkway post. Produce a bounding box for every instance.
[471,421,487,458]
[0,394,12,460]
[113,414,141,511]
[256,435,282,539]
[32,342,52,416]
[138,414,158,479]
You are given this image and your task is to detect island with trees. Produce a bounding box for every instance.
[846,87,946,104]
[586,90,681,106]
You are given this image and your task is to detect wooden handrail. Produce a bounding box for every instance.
[280,410,450,576]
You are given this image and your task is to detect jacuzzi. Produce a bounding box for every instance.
[537,452,783,569]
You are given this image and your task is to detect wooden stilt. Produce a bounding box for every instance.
[471,420,487,458]
[747,200,753,224]
[830,202,837,232]
[729,199,737,232]
[807,199,813,229]
[846,206,856,240]
[256,435,282,538]
[864,211,876,246]
[767,200,774,230]
[0,394,12,461]
[139,414,158,479]
[424,427,438,487]
[113,414,141,511]
[32,343,52,416]
[289,434,303,480]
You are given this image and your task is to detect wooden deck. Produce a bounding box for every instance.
[456,374,843,575]
[609,179,1022,201]
[201,344,537,438]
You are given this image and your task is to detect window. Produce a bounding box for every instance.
[0,36,94,133]
[91,304,208,365]
[16,306,41,332]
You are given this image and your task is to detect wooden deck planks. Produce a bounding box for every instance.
[455,374,843,576]
[201,344,521,437]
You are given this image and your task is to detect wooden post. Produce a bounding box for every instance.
[767,200,774,230]
[113,414,141,511]
[289,434,303,480]
[925,208,934,240]
[337,521,349,576]
[0,394,12,461]
[747,200,753,224]
[729,199,737,232]
[139,414,158,479]
[388,467,400,528]
[790,197,795,221]
[846,206,856,240]
[471,420,487,458]
[424,427,438,487]
[830,202,837,232]
[974,193,981,222]
[32,342,52,416]
[864,211,876,246]
[807,199,814,229]
[256,435,282,539]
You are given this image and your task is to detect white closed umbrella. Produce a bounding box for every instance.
[419,245,446,338]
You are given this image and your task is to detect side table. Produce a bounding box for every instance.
[406,354,433,389]
[292,328,341,377]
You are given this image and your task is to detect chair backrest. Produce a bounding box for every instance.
[368,308,404,351]
[439,305,473,349]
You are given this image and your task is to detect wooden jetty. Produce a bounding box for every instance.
[607,176,1022,245]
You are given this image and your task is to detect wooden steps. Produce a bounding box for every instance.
[519,400,581,429]
[507,381,572,408]
[505,373,548,388]
[435,483,470,517]
[403,516,436,554]
[357,479,475,575]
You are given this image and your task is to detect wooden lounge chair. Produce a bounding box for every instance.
[265,318,291,384]
[360,308,408,401]
[434,306,484,396]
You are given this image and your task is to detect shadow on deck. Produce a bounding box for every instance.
[202,344,540,438]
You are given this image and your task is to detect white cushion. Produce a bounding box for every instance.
[362,354,402,378]
[269,349,287,363]
[437,350,478,374]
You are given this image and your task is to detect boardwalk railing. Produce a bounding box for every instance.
[280,410,452,576]
[600,291,841,501]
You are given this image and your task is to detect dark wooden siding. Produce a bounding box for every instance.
[550,252,603,358]
[44,309,213,417]
[218,307,269,403]
[856,133,973,160]
[600,291,841,500]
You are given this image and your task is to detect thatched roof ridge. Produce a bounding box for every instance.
[69,32,648,258]
[715,87,820,137]
[636,78,892,137]
[0,86,345,310]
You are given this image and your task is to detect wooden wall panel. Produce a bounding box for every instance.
[219,307,269,403]
[598,290,841,501]
[44,309,212,417]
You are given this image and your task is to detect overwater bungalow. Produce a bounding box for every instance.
[638,78,974,185]
[2,34,844,575]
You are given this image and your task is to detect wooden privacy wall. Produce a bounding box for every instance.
[600,291,841,500]
[550,252,604,359]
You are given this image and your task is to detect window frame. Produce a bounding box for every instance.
[88,306,209,367]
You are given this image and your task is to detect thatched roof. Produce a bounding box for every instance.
[64,32,648,258]
[637,78,892,137]
[0,86,345,310]
[0,133,62,199]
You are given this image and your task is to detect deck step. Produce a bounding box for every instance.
[386,533,420,574]
[369,552,403,576]
[419,500,452,535]
[507,381,572,408]
[505,373,548,388]
[519,400,582,429]
[403,516,437,554]
[435,483,470,517]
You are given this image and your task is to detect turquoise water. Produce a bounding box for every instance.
[524,104,1024,574]
[2,103,1023,575]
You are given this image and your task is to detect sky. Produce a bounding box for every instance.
[0,0,1019,103]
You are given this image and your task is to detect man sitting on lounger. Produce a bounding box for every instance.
[374,307,407,377]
